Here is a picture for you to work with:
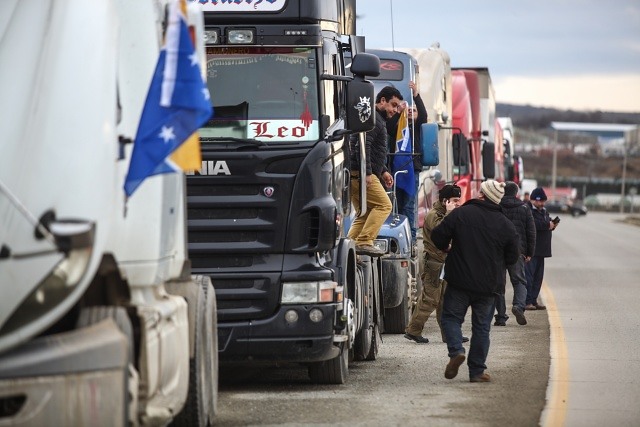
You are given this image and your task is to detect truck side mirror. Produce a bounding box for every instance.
[350,52,380,77]
[452,133,469,167]
[420,123,439,166]
[345,78,375,133]
[482,142,495,179]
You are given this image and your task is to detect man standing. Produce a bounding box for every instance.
[386,81,427,244]
[432,180,519,383]
[494,182,536,326]
[348,86,403,256]
[525,187,557,310]
[404,184,466,344]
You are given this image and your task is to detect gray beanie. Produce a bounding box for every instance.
[480,180,505,204]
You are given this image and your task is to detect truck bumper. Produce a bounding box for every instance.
[217,303,341,363]
[381,257,410,308]
[0,320,128,426]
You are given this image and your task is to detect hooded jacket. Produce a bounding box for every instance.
[500,195,536,257]
[431,199,520,296]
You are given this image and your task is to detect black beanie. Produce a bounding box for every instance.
[439,184,461,201]
[531,187,547,201]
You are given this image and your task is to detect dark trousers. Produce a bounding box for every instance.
[441,285,495,378]
[525,256,545,305]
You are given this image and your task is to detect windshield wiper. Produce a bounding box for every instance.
[200,137,267,147]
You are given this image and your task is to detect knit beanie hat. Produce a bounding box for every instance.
[530,187,547,201]
[504,181,519,197]
[480,180,505,204]
[439,184,462,201]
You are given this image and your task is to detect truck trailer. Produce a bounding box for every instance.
[0,1,217,425]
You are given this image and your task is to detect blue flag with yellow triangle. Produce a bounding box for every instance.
[124,0,212,197]
[391,108,415,196]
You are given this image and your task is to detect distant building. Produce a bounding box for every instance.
[550,122,639,157]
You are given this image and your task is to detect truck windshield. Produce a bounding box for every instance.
[201,47,319,143]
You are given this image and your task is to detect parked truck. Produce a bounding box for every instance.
[498,117,524,186]
[186,0,439,383]
[450,68,497,204]
[0,1,217,425]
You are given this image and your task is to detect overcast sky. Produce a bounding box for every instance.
[356,0,640,113]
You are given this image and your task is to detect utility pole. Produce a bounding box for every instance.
[551,129,558,201]
[620,135,629,214]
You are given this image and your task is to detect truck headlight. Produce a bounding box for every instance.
[281,280,337,304]
[373,239,388,254]
[0,221,95,336]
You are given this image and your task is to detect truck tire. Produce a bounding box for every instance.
[168,276,216,427]
[76,306,135,427]
[307,343,348,384]
[353,265,373,361]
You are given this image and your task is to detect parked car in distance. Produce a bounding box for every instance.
[545,200,588,217]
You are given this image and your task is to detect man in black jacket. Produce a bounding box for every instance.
[348,86,402,256]
[495,182,536,326]
[525,187,557,310]
[432,180,519,383]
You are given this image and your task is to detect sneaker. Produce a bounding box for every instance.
[511,307,527,325]
[404,333,429,344]
[493,320,506,326]
[535,303,547,310]
[470,372,491,383]
[444,354,466,379]
[525,304,537,310]
[355,244,384,257]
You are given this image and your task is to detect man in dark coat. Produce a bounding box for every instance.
[524,187,558,310]
[348,86,402,256]
[494,182,536,326]
[431,180,519,383]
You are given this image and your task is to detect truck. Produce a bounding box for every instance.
[350,46,447,332]
[498,117,524,187]
[186,0,439,383]
[0,1,217,425]
[450,68,496,204]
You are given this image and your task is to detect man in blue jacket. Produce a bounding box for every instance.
[525,187,558,310]
[431,180,519,383]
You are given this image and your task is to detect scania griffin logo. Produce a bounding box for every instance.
[354,96,372,123]
[186,160,231,176]
[263,186,275,198]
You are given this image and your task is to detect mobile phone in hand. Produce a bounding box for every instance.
[552,216,560,224]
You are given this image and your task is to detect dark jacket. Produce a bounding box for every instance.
[386,94,428,171]
[350,109,389,179]
[530,204,553,257]
[431,199,520,296]
[500,195,536,257]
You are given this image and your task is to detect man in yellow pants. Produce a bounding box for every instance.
[348,86,402,256]
[404,184,468,343]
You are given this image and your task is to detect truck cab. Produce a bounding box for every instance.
[186,0,383,384]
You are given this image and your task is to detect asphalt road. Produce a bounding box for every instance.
[541,211,640,426]
[214,260,551,424]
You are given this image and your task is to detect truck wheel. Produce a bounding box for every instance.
[353,266,373,361]
[383,290,409,333]
[76,306,136,427]
[307,343,348,384]
[168,276,215,427]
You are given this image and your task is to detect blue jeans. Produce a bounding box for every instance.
[525,256,545,306]
[442,285,495,378]
[495,257,528,321]
[395,175,419,242]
